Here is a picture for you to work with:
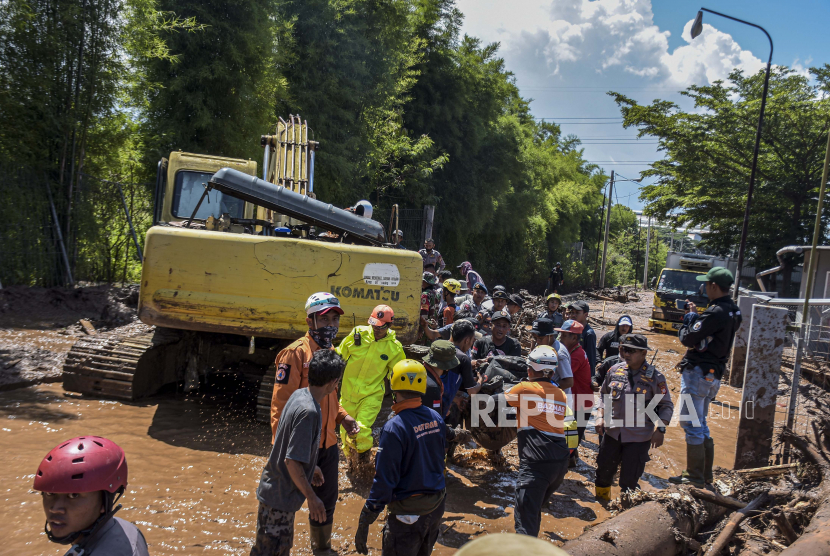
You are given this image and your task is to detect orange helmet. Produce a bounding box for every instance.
[368,305,394,326]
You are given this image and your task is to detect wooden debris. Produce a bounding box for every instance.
[79,319,96,335]
[771,507,798,545]
[689,487,747,511]
[736,463,798,480]
[703,492,769,556]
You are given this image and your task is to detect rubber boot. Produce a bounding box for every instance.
[669,443,706,488]
[703,437,715,486]
[310,524,337,555]
[595,485,611,501]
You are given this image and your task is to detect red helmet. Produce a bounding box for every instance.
[34,436,128,494]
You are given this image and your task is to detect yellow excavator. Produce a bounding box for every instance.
[63,116,422,422]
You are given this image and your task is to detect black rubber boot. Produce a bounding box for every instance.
[669,443,706,488]
[310,524,337,555]
[703,437,715,485]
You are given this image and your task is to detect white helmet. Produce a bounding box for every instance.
[527,345,558,375]
[393,229,403,238]
[305,292,344,316]
[353,200,373,219]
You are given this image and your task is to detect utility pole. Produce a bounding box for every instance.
[599,171,614,288]
[593,186,608,285]
[643,216,651,289]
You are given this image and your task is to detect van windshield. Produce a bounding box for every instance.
[172,170,245,220]
[657,269,707,297]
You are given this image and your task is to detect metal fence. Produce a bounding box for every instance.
[375,206,433,251]
[765,299,830,438]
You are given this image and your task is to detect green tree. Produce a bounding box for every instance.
[611,65,830,291]
[142,0,280,164]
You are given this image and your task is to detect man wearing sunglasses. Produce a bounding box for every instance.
[337,304,406,470]
[593,334,674,501]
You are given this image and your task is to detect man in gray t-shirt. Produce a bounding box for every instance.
[251,350,346,556]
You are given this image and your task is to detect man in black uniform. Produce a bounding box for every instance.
[547,262,564,294]
[670,267,741,488]
[471,311,521,368]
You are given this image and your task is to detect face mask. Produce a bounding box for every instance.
[309,325,338,349]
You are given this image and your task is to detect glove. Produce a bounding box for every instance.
[354,505,380,554]
[453,427,473,445]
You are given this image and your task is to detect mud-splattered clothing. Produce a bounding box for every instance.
[249,503,294,556]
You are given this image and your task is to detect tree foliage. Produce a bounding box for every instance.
[1,0,609,289]
[611,66,830,288]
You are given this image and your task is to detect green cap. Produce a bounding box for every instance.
[696,267,734,289]
[423,340,460,370]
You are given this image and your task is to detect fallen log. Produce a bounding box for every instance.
[584,291,616,302]
[703,493,769,556]
[770,507,798,545]
[778,425,830,555]
[689,487,747,511]
[562,497,728,556]
[79,319,97,335]
[736,463,798,479]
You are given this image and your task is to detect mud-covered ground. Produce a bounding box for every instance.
[0,286,818,554]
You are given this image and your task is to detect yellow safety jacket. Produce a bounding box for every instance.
[564,405,579,455]
[337,325,406,404]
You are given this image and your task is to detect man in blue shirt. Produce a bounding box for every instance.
[354,360,447,556]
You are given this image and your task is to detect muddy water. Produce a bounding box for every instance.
[0,295,742,554]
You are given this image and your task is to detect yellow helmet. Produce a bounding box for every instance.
[443,279,462,294]
[546,293,562,303]
[390,359,428,394]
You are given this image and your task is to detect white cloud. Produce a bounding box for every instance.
[491,0,763,87]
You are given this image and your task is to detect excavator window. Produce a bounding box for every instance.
[172,170,245,220]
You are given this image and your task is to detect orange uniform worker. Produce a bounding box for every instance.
[506,345,571,537]
[270,292,359,554]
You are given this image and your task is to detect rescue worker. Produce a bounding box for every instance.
[506,345,570,537]
[355,360,447,556]
[528,318,573,392]
[392,229,406,249]
[270,292,360,554]
[459,282,488,315]
[597,315,633,360]
[337,304,406,464]
[506,294,524,317]
[547,262,564,294]
[421,342,474,445]
[441,279,462,325]
[420,272,442,324]
[481,288,509,318]
[537,293,564,330]
[34,436,149,556]
[557,320,593,467]
[670,267,741,488]
[419,238,446,272]
[457,261,485,292]
[471,311,522,370]
[254,350,346,556]
[567,301,597,372]
[594,334,674,499]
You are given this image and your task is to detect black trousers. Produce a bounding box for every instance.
[514,445,570,537]
[310,444,339,527]
[382,498,446,556]
[595,433,651,492]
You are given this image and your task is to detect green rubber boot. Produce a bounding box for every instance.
[703,437,715,485]
[669,443,706,488]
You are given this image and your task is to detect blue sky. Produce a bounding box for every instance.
[454,0,830,210]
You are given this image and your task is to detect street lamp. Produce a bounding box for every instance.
[690,8,773,299]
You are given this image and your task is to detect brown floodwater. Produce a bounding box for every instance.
[1,297,746,554]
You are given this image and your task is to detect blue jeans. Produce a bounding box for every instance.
[679,366,720,445]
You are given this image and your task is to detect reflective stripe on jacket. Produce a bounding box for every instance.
[336,325,406,404]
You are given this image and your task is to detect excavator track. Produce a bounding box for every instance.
[63,325,156,400]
